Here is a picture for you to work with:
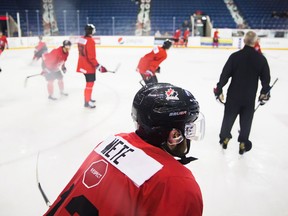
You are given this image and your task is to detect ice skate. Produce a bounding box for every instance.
[48,95,57,100]
[60,91,69,96]
[84,101,96,109]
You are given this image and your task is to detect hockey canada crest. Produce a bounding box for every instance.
[165,88,179,100]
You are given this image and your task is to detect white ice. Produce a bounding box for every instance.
[0,46,287,216]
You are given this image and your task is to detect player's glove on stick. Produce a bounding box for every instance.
[144,70,153,77]
[258,93,270,105]
[213,87,224,103]
[97,64,108,73]
[213,87,222,98]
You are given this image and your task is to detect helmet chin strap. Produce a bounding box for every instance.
[162,130,198,165]
[178,155,198,165]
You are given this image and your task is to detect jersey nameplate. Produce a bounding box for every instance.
[95,135,163,187]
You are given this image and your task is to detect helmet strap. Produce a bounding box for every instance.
[178,155,198,165]
[162,138,198,164]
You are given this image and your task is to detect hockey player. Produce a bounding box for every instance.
[254,37,262,54]
[173,28,182,47]
[0,30,8,72]
[41,40,71,100]
[76,24,108,108]
[44,82,204,216]
[136,39,172,85]
[213,31,271,154]
[212,29,219,48]
[32,35,48,62]
[183,27,190,47]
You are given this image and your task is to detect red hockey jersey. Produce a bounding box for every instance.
[213,31,219,39]
[42,46,68,72]
[184,29,190,39]
[173,29,181,40]
[44,132,203,216]
[0,35,8,50]
[137,46,167,74]
[76,36,99,74]
[35,41,47,52]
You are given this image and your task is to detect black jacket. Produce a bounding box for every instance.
[217,45,271,104]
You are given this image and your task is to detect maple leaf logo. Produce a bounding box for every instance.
[165,88,179,100]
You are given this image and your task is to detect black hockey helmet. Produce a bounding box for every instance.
[63,40,72,47]
[85,24,96,36]
[132,83,203,163]
[162,39,172,49]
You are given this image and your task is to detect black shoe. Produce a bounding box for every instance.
[239,141,252,155]
[220,138,230,149]
[239,142,245,155]
[0,67,2,72]
[48,95,57,100]
[90,99,96,103]
[84,101,96,108]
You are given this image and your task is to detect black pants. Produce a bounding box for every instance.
[34,47,48,59]
[84,73,96,82]
[220,99,254,143]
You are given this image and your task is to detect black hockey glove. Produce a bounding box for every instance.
[144,70,153,77]
[214,87,224,104]
[61,65,67,73]
[258,93,270,105]
[213,87,222,98]
[155,67,161,73]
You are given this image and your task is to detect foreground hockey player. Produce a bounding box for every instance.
[44,83,204,216]
[0,30,8,72]
[213,31,271,154]
[41,40,71,100]
[76,24,108,109]
[136,39,172,85]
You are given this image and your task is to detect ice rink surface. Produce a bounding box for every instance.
[0,45,287,216]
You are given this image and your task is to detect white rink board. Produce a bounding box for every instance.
[6,35,288,49]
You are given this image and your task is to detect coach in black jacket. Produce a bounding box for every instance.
[214,31,271,155]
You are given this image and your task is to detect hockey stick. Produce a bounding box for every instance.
[24,73,42,87]
[254,77,278,112]
[237,78,278,134]
[36,152,51,207]
[139,80,145,87]
[107,62,121,73]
